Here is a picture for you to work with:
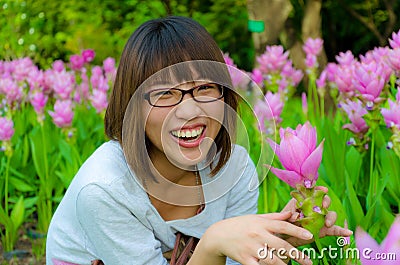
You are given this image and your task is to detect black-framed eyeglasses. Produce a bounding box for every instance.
[144,83,224,107]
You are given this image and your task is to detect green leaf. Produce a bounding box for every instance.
[9,176,35,192]
[10,196,25,231]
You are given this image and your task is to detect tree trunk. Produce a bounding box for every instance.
[247,0,292,56]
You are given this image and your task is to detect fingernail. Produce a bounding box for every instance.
[303,231,313,239]
[326,220,332,227]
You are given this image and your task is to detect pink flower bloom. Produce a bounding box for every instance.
[49,100,74,128]
[90,89,108,113]
[251,68,264,87]
[52,60,65,72]
[335,51,355,66]
[257,45,289,73]
[301,92,308,114]
[303,38,323,56]
[341,99,369,134]
[381,92,400,129]
[389,30,400,49]
[30,92,48,114]
[356,216,400,265]
[52,70,75,100]
[0,117,14,141]
[353,61,386,103]
[335,65,356,95]
[0,77,23,104]
[281,62,303,86]
[386,48,400,72]
[12,57,35,81]
[103,57,116,74]
[316,70,327,89]
[70,54,84,71]
[254,91,283,134]
[82,49,95,63]
[305,54,317,69]
[267,122,324,188]
[325,63,338,82]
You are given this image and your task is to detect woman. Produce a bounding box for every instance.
[46,16,351,265]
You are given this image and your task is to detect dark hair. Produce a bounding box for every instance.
[104,16,238,179]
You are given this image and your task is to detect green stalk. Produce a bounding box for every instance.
[4,155,10,215]
[368,133,376,208]
[40,125,51,233]
[263,176,268,213]
[320,95,325,120]
[314,237,329,265]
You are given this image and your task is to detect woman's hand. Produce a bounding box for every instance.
[280,186,353,247]
[189,212,313,265]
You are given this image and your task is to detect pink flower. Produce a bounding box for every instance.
[0,77,23,104]
[257,45,289,73]
[353,61,386,103]
[303,38,324,56]
[267,122,324,188]
[305,54,317,69]
[301,92,308,114]
[90,89,108,113]
[356,216,400,265]
[103,57,116,74]
[0,117,14,141]
[386,48,400,72]
[316,70,327,89]
[335,65,356,95]
[341,99,369,134]
[281,62,303,87]
[52,70,75,100]
[52,60,65,72]
[255,91,284,131]
[381,92,400,129]
[82,49,95,63]
[251,68,264,87]
[49,100,74,128]
[389,30,400,49]
[70,54,84,71]
[30,92,48,114]
[336,51,355,66]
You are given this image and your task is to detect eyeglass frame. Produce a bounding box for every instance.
[143,83,224,107]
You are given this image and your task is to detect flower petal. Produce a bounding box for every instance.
[267,138,281,160]
[296,121,317,152]
[280,131,309,172]
[269,167,302,188]
[381,217,400,254]
[300,140,324,182]
[355,227,381,265]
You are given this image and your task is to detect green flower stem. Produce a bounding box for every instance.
[314,237,329,265]
[368,133,376,208]
[40,125,52,233]
[4,154,10,216]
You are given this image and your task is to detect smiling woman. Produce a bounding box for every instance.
[45,16,351,265]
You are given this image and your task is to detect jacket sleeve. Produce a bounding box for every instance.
[76,183,169,265]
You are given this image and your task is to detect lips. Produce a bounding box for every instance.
[170,124,206,148]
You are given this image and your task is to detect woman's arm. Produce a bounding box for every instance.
[76,184,169,265]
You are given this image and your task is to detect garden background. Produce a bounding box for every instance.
[1,0,400,264]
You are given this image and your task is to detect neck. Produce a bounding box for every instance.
[149,147,197,185]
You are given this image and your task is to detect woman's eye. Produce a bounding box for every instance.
[153,90,172,97]
[198,84,214,91]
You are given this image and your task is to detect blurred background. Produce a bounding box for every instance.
[1,0,400,71]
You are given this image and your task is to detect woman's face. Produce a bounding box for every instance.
[144,81,225,168]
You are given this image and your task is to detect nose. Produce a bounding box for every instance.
[174,94,202,119]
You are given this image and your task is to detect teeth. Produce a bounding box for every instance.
[171,127,204,138]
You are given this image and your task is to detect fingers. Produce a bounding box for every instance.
[315,186,328,193]
[266,220,314,241]
[319,225,353,237]
[259,211,292,221]
[322,195,331,209]
[261,234,312,265]
[324,211,337,227]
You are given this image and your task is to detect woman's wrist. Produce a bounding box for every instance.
[188,225,226,265]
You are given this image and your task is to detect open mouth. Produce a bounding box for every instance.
[170,126,205,142]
